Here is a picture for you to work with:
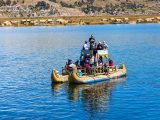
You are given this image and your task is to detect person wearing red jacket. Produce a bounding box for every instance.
[109,59,114,66]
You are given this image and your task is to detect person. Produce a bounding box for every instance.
[97,42,100,50]
[85,55,90,63]
[77,69,83,76]
[90,42,94,50]
[98,62,103,68]
[69,63,77,73]
[97,42,103,50]
[83,41,88,50]
[94,42,97,50]
[89,34,95,43]
[109,58,113,66]
[98,56,103,65]
[68,59,72,65]
[89,34,95,50]
[90,55,95,67]
[80,55,84,67]
[75,60,80,67]
[85,62,91,74]
[103,41,108,49]
[65,62,69,69]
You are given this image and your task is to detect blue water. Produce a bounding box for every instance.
[0,24,160,119]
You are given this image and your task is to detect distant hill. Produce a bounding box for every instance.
[0,0,159,17]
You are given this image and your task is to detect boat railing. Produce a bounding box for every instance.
[107,66,117,73]
[78,65,116,76]
[95,66,117,75]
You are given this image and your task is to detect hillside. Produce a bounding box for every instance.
[0,0,159,17]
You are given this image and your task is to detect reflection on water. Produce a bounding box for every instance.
[52,77,126,114]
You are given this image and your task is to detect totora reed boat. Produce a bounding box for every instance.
[51,35,127,84]
[51,63,127,84]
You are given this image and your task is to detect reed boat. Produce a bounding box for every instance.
[51,69,68,83]
[69,64,127,84]
[51,35,127,84]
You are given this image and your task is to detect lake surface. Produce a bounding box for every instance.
[0,24,160,120]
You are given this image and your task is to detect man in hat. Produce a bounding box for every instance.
[89,34,95,50]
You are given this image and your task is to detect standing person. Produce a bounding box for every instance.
[103,41,109,49]
[94,42,97,50]
[83,41,88,50]
[93,42,97,56]
[97,42,102,50]
[89,34,95,50]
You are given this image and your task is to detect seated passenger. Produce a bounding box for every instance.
[77,69,83,76]
[75,60,80,67]
[98,56,103,65]
[90,55,95,67]
[69,63,77,73]
[68,59,72,65]
[65,62,69,69]
[109,59,114,66]
[98,62,103,68]
[80,55,84,67]
[85,62,91,70]
[85,55,90,63]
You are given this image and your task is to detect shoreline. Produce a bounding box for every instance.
[0,15,160,27]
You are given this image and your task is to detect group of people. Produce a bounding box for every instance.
[83,35,108,50]
[83,55,114,74]
[64,35,113,75]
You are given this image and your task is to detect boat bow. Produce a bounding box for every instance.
[51,69,68,83]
